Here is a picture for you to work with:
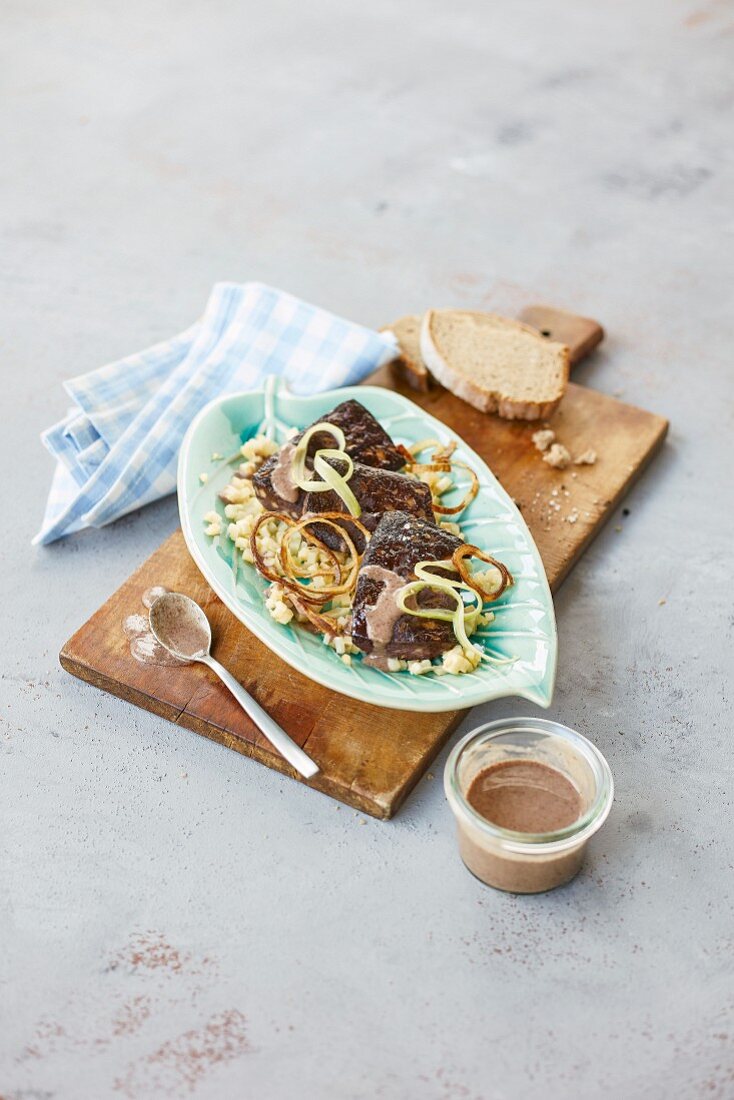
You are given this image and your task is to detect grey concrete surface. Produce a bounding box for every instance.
[2,1,733,1097]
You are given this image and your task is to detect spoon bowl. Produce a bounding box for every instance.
[148,591,319,779]
[149,592,212,660]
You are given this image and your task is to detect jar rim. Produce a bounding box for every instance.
[444,717,614,853]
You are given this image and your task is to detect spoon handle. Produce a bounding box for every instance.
[198,654,319,779]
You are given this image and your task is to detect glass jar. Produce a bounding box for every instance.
[444,717,614,894]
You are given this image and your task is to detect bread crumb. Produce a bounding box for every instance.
[658,597,667,606]
[199,472,209,484]
[543,443,571,470]
[574,449,597,466]
[534,427,599,470]
[532,429,555,453]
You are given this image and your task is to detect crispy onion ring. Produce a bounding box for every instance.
[249,511,300,586]
[410,460,452,474]
[397,442,415,467]
[280,518,345,584]
[403,440,479,516]
[249,510,370,606]
[409,438,457,461]
[288,592,349,636]
[430,461,479,515]
[452,544,514,601]
[284,514,368,603]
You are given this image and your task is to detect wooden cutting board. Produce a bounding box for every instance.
[60,308,668,819]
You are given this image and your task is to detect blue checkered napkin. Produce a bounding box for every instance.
[35,282,398,545]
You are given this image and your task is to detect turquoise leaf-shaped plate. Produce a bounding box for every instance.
[178,382,557,713]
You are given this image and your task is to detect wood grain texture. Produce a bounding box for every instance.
[60,530,461,819]
[60,312,668,819]
[373,367,669,589]
[518,304,605,364]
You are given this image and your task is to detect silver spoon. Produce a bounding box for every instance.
[149,592,319,779]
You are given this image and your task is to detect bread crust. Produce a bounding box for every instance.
[419,310,569,420]
[382,315,430,392]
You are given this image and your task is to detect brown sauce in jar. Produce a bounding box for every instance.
[466,760,581,834]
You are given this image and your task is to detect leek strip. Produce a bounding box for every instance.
[414,560,459,584]
[291,423,347,490]
[312,452,361,517]
[413,561,483,631]
[397,580,482,655]
[293,447,353,492]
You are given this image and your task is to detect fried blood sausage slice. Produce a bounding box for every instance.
[351,512,463,660]
[303,462,434,552]
[315,399,405,471]
[251,441,303,516]
[252,400,404,516]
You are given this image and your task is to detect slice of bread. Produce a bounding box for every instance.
[381,314,430,392]
[420,310,570,420]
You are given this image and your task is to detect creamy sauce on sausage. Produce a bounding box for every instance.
[359,565,406,647]
[270,441,300,503]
